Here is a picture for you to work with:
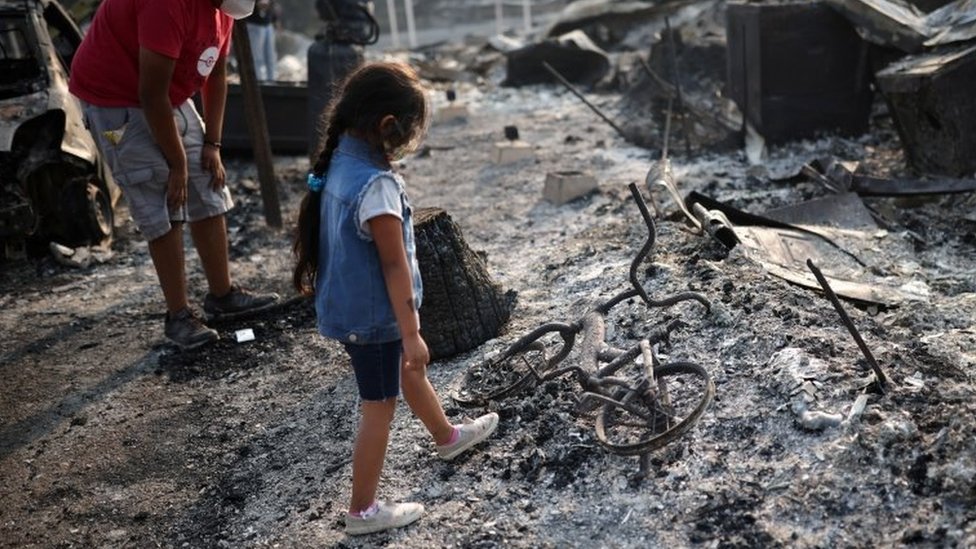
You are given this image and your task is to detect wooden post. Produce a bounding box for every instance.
[231,21,282,228]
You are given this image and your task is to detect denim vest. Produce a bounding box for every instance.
[315,134,423,344]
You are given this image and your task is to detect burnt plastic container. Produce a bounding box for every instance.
[220,82,309,155]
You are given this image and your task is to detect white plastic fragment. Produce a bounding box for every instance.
[846,393,870,424]
[904,371,926,390]
[235,329,255,343]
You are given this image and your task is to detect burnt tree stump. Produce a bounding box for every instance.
[414,207,516,361]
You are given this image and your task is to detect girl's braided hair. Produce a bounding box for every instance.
[292,61,428,295]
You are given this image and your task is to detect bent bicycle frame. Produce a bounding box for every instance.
[455,182,716,475]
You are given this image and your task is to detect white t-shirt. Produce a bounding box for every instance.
[357,175,402,238]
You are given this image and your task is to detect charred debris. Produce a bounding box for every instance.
[0,0,118,259]
[4,0,975,265]
[400,0,976,467]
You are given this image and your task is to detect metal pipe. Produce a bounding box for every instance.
[807,259,888,390]
[664,17,692,156]
[542,61,630,141]
[385,0,400,48]
[523,0,532,34]
[495,0,503,34]
[403,0,417,48]
[661,96,673,160]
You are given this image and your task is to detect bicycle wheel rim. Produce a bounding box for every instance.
[452,323,572,407]
[594,361,714,456]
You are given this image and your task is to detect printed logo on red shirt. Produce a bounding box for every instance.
[197,46,219,76]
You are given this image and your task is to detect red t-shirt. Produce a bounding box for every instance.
[69,0,233,107]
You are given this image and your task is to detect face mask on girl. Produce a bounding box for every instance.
[384,117,411,162]
[219,0,256,20]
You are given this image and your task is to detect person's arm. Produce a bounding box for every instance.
[138,47,187,209]
[369,215,429,370]
[199,55,228,189]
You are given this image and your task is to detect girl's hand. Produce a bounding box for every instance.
[402,332,430,371]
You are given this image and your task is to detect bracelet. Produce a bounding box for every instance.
[204,140,222,149]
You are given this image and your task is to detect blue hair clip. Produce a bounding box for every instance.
[307,173,325,192]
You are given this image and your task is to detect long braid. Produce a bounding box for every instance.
[292,108,345,295]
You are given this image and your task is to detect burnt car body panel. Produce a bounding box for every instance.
[0,0,118,256]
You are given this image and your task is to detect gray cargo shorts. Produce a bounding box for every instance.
[81,99,234,241]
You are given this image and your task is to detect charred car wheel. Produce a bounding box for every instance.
[63,178,113,247]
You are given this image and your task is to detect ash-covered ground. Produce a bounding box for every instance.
[3,29,976,549]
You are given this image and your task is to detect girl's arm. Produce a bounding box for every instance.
[369,215,429,370]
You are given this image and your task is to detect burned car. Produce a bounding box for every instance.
[0,0,117,258]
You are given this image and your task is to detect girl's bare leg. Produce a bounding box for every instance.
[401,362,454,445]
[349,397,397,512]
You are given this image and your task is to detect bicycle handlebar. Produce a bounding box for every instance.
[627,182,656,307]
[625,182,712,313]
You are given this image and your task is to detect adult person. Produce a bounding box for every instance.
[244,0,279,82]
[69,0,279,350]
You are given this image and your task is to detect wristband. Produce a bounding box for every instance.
[204,140,222,149]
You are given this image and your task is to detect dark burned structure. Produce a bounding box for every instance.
[723,0,976,176]
[725,1,874,145]
[0,0,118,257]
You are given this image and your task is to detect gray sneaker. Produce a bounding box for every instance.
[203,284,280,321]
[345,500,424,536]
[164,307,219,350]
[436,412,499,461]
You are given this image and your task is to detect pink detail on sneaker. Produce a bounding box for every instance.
[436,412,499,461]
[349,501,379,518]
[438,427,460,447]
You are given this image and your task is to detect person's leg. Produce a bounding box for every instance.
[402,363,499,460]
[264,25,277,82]
[147,224,188,315]
[83,103,190,314]
[349,397,396,512]
[401,363,454,445]
[188,214,232,298]
[343,342,426,535]
[177,99,278,319]
[246,22,266,80]
[81,103,215,348]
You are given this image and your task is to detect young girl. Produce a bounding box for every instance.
[293,62,498,536]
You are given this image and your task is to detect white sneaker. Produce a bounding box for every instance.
[436,412,499,461]
[345,500,424,536]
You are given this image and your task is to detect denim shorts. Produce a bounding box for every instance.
[81,99,234,241]
[342,340,401,401]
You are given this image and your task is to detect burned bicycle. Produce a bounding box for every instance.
[453,182,715,472]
